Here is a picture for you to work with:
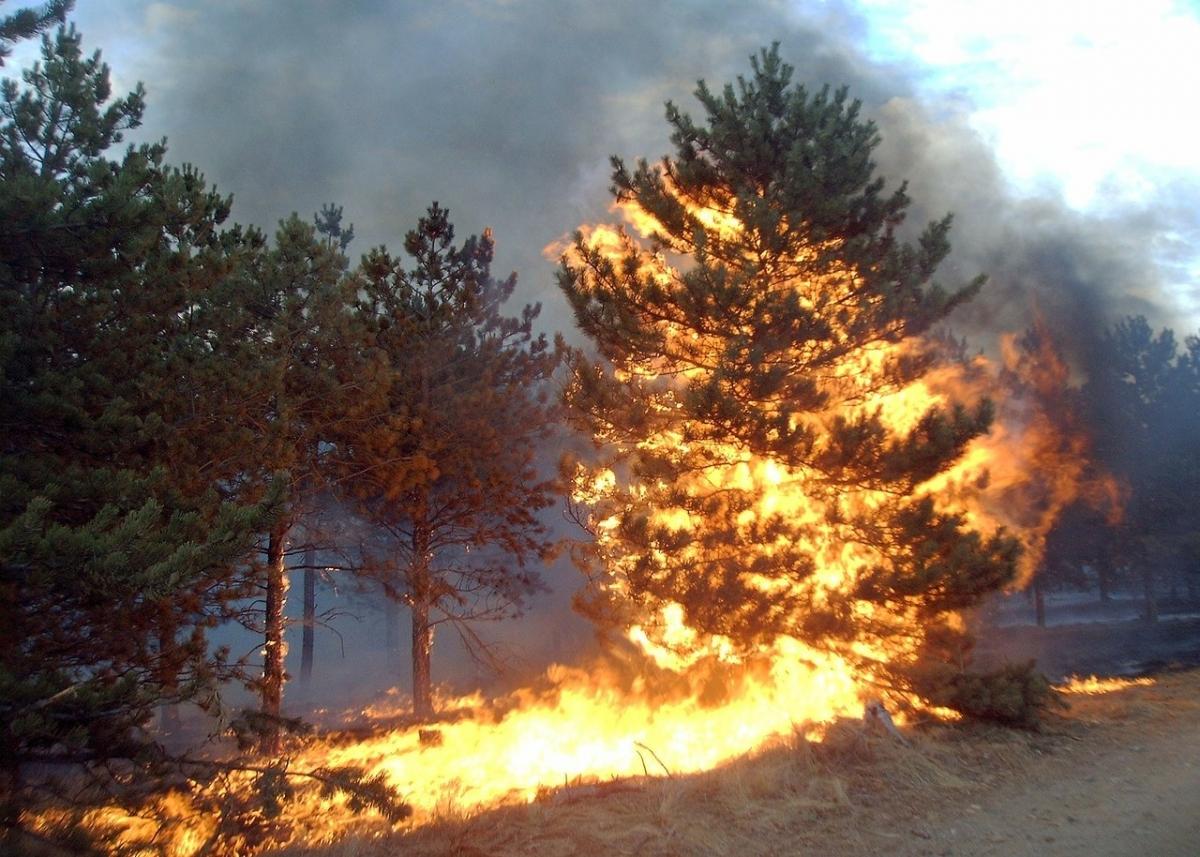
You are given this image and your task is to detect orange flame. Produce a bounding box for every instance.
[40,191,1117,857]
[1058,674,1154,695]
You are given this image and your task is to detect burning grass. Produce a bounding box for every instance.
[276,704,1033,857]
[1058,674,1156,695]
[280,669,1199,857]
[21,667,1192,855]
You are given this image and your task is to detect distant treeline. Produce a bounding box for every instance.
[1038,317,1200,621]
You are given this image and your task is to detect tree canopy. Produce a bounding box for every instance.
[0,23,275,790]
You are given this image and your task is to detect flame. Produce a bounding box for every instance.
[565,193,1114,679]
[37,190,1116,856]
[1058,674,1155,695]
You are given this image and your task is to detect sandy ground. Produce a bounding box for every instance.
[872,673,1200,857]
[290,670,1200,857]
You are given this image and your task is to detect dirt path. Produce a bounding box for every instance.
[895,673,1200,857]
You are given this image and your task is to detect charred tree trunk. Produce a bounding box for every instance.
[300,543,316,685]
[262,523,289,752]
[1141,566,1159,623]
[410,515,435,721]
[1033,576,1046,628]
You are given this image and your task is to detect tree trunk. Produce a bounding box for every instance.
[410,516,435,721]
[1097,555,1113,603]
[1141,566,1158,623]
[262,523,289,752]
[411,595,435,721]
[1033,577,1046,628]
[409,369,437,721]
[300,543,316,685]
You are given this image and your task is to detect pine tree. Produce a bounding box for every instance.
[0,1,70,64]
[558,46,1028,716]
[336,203,562,720]
[0,23,273,816]
[210,211,357,749]
[0,28,412,849]
[300,205,356,690]
[1077,317,1200,618]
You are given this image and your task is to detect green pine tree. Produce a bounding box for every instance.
[558,45,1035,719]
[0,1,70,64]
[0,27,412,851]
[0,23,276,828]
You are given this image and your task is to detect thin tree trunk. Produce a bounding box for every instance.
[300,543,316,685]
[1097,555,1113,603]
[411,594,434,721]
[1142,566,1159,623]
[262,523,289,752]
[409,369,436,721]
[410,515,435,721]
[1033,577,1046,628]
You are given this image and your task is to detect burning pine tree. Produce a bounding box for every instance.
[559,45,1052,720]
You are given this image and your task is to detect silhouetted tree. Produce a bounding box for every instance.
[1079,317,1196,621]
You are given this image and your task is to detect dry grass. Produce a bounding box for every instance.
[280,718,1041,856]
[280,671,1200,857]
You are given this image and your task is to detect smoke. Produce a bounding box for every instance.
[869,95,1187,373]
[48,0,1199,693]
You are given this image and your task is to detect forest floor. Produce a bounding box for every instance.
[287,668,1200,857]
